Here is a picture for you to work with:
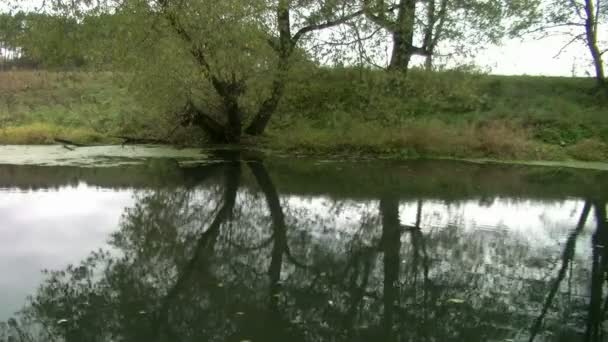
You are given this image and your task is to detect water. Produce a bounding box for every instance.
[0,151,607,342]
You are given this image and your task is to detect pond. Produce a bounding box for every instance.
[0,147,607,342]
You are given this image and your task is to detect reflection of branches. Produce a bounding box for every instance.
[249,160,318,271]
[246,160,307,340]
[153,162,241,340]
[585,201,608,342]
[344,246,375,337]
[528,201,591,342]
[409,200,430,338]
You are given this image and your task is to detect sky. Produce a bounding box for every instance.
[477,35,595,77]
[0,0,603,77]
[0,185,134,320]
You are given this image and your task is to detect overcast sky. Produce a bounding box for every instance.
[1,0,603,77]
[477,36,596,77]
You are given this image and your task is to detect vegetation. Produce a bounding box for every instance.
[523,0,607,87]
[0,0,606,161]
[1,70,607,161]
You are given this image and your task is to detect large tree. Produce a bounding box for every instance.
[21,0,373,143]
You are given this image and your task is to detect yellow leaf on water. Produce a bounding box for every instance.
[446,298,465,304]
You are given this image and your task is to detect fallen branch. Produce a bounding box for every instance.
[54,138,87,147]
[113,135,171,146]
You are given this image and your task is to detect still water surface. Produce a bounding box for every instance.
[0,153,607,342]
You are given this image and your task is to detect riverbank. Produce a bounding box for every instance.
[1,70,607,162]
[0,120,604,162]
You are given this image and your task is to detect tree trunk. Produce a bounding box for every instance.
[245,56,289,136]
[388,0,416,73]
[585,201,607,341]
[528,201,591,342]
[584,0,606,88]
[245,0,292,136]
[222,96,242,143]
[379,197,402,342]
[424,54,433,71]
[389,0,416,73]
[389,32,412,72]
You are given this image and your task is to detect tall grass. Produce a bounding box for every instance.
[0,123,107,144]
[269,119,569,160]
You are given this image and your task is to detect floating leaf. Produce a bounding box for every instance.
[447,298,465,304]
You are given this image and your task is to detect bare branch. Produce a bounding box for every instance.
[430,0,448,50]
[309,26,384,47]
[553,33,585,58]
[569,0,585,19]
[362,0,399,30]
[411,46,428,56]
[292,8,367,44]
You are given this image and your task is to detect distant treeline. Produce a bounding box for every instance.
[0,12,96,69]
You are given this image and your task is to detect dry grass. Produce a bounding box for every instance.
[270,119,566,160]
[0,123,108,145]
[566,138,608,161]
[0,71,109,93]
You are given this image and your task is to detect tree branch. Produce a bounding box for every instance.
[430,0,448,49]
[523,22,586,36]
[569,0,586,20]
[362,0,400,30]
[179,99,227,142]
[411,45,429,56]
[292,8,368,44]
[553,33,585,58]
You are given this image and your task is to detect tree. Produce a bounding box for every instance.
[20,0,371,143]
[524,0,607,88]
[358,0,538,72]
[0,12,91,68]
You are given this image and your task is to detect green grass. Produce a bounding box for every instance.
[1,69,607,162]
[266,68,608,161]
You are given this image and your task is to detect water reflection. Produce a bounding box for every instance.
[0,157,606,342]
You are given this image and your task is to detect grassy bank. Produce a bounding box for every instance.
[1,70,607,161]
[0,71,138,144]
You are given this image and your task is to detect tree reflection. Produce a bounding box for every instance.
[1,160,602,342]
[585,201,607,342]
[529,201,591,342]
